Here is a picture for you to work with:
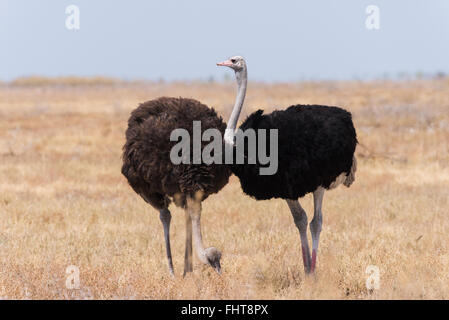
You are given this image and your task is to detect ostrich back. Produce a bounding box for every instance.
[232,104,357,200]
[121,97,231,208]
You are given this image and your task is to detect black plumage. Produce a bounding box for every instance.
[215,55,357,274]
[231,104,357,200]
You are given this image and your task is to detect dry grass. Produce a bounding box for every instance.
[0,79,448,299]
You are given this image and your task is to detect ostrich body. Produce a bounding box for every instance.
[217,56,357,274]
[121,97,230,275]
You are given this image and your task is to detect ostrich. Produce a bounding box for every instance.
[121,97,231,276]
[217,56,357,274]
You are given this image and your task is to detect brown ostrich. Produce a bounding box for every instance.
[121,97,230,276]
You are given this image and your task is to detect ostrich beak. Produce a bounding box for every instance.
[214,261,222,275]
[217,59,233,67]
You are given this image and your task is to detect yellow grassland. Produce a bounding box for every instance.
[0,79,448,299]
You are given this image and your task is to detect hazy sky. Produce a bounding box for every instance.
[1,0,449,81]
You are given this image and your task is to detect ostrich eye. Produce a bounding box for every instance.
[231,59,236,63]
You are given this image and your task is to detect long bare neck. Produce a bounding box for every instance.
[224,67,247,145]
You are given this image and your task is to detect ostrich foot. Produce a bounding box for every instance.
[183,259,193,277]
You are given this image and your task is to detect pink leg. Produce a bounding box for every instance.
[301,245,312,274]
[310,250,317,273]
[286,199,312,274]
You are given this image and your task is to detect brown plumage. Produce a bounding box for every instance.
[121,97,230,276]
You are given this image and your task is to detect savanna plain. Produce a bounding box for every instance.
[0,77,448,299]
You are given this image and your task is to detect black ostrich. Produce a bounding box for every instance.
[121,97,231,276]
[217,56,357,274]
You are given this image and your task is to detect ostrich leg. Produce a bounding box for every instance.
[310,187,324,273]
[159,208,174,276]
[186,194,208,264]
[286,199,312,274]
[183,210,193,276]
[186,191,222,274]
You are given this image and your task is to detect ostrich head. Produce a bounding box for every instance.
[217,56,248,146]
[204,246,222,274]
[216,55,246,73]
